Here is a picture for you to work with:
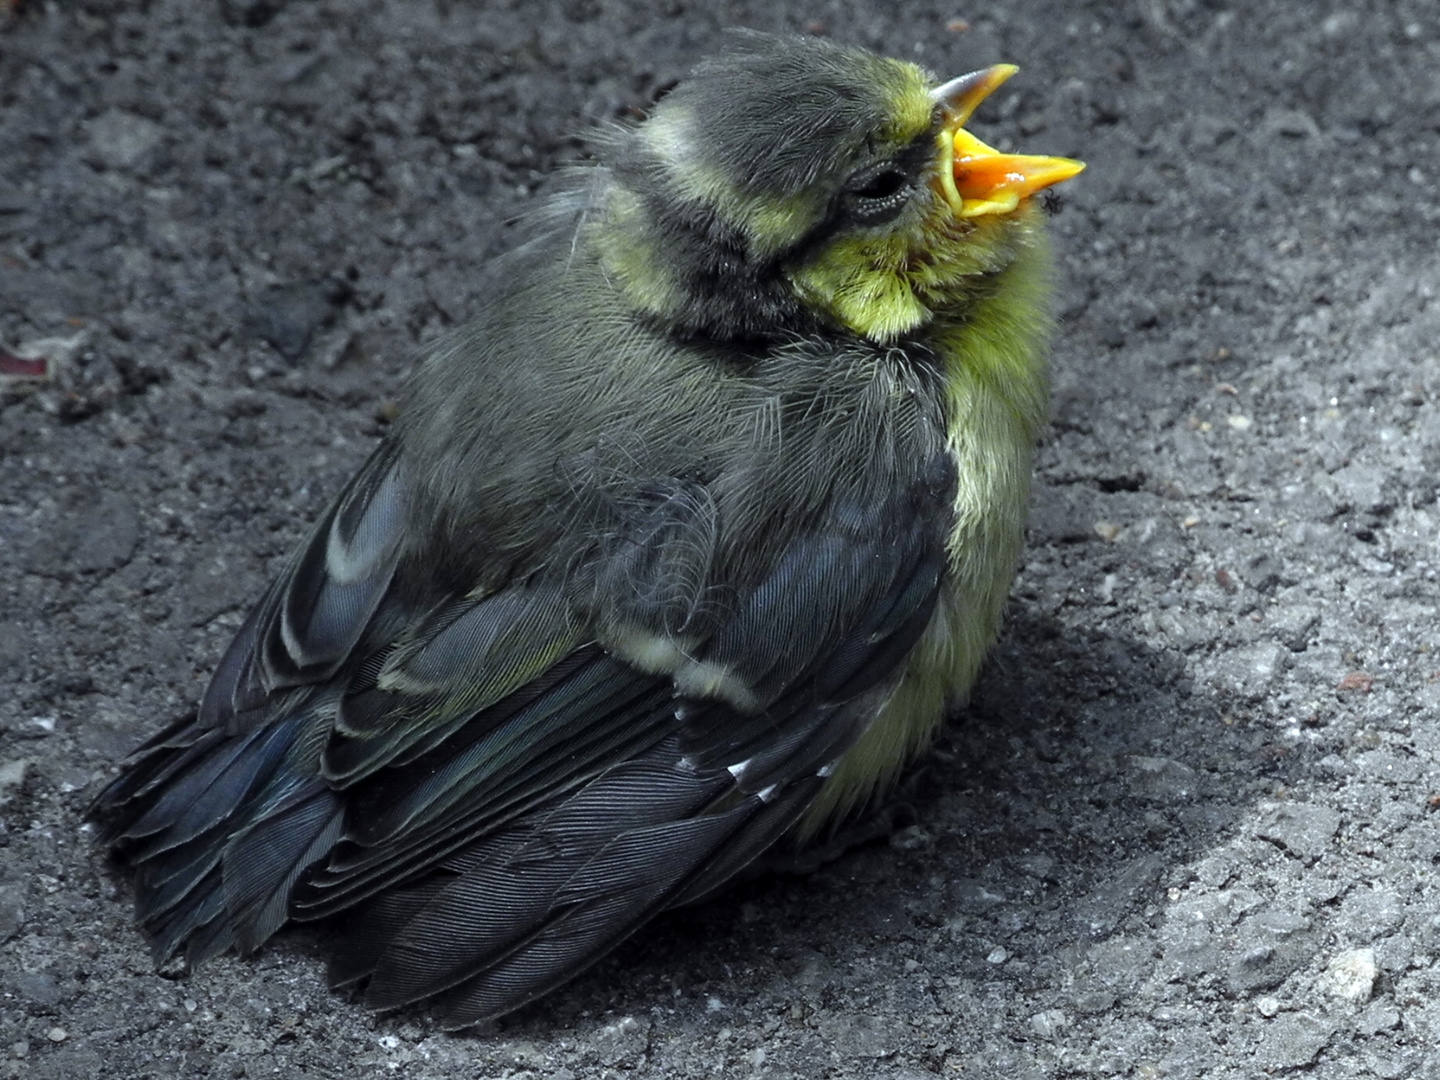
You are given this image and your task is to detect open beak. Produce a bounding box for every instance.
[930,65,1085,219]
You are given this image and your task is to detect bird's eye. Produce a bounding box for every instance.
[853,169,907,200]
[844,164,913,225]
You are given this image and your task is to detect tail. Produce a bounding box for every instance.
[89,696,344,963]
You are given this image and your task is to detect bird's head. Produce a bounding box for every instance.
[590,32,1083,344]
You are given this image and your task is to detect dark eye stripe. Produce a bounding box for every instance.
[774,135,939,267]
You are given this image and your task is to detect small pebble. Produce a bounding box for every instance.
[1323,948,1378,1004]
[1337,671,1374,693]
[46,1028,67,1043]
[0,759,28,805]
[889,824,932,850]
[1029,1008,1068,1038]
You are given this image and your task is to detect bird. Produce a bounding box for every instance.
[90,30,1083,1028]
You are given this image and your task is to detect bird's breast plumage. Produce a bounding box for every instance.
[801,206,1055,830]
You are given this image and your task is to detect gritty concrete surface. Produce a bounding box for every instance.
[2,2,1438,1077]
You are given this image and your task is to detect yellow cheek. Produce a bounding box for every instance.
[785,232,931,342]
[784,200,1040,345]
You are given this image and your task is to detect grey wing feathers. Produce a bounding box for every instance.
[199,444,407,734]
[91,437,954,1024]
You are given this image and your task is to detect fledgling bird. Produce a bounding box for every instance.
[91,31,1082,1027]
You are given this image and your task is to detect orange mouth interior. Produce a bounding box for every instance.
[931,65,1085,219]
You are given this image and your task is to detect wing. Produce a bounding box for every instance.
[91,440,954,1026]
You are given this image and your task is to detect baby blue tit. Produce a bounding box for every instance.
[92,31,1082,1027]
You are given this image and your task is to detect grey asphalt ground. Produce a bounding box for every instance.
[2,2,1438,1077]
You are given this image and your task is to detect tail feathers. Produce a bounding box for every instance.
[91,706,342,964]
[148,871,227,963]
[132,835,226,925]
[221,787,346,952]
[89,718,226,840]
[124,723,294,857]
